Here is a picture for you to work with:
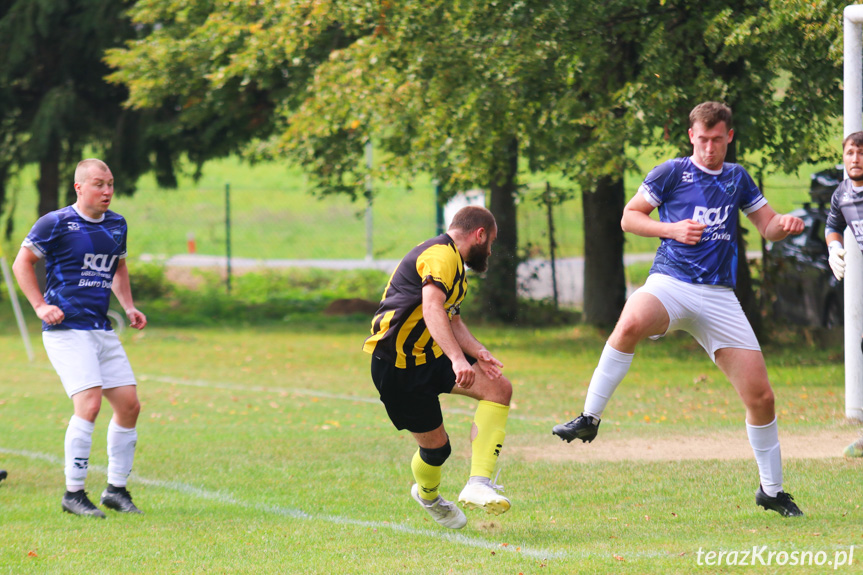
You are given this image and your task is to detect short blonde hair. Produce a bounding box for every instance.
[74,159,110,184]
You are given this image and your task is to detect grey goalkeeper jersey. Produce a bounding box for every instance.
[826,179,863,249]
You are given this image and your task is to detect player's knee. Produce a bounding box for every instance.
[125,399,141,422]
[760,389,775,412]
[476,374,512,405]
[419,439,451,467]
[114,398,141,427]
[76,402,101,422]
[611,316,648,347]
[495,377,513,405]
[745,386,774,413]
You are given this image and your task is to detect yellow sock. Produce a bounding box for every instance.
[469,400,509,478]
[411,449,442,501]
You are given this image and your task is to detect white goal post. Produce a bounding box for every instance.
[0,251,34,362]
[843,5,863,421]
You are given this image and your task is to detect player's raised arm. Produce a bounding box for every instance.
[747,204,804,242]
[621,192,706,244]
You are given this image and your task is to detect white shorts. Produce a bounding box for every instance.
[635,274,760,362]
[43,330,137,397]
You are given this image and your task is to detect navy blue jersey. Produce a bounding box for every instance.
[22,206,127,331]
[638,157,767,287]
[825,179,863,248]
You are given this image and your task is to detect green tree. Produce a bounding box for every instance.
[275,1,582,322]
[110,0,601,322]
[108,0,843,327]
[0,0,176,223]
[106,1,367,186]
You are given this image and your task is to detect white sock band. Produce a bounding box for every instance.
[583,343,633,419]
[65,415,95,490]
[746,417,783,497]
[107,420,138,488]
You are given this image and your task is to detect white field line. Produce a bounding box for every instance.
[138,373,549,422]
[0,447,567,561]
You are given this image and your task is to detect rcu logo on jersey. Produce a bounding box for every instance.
[692,205,734,242]
[692,205,732,227]
[82,253,119,273]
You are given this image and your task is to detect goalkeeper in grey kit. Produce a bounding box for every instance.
[824,130,863,458]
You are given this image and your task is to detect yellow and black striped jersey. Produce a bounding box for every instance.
[363,233,467,368]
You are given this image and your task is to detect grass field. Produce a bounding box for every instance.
[0,134,856,573]
[1,309,860,574]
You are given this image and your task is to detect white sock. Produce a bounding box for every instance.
[746,417,783,497]
[583,343,634,419]
[107,420,137,488]
[65,415,95,491]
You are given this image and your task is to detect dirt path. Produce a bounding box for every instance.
[514,429,857,462]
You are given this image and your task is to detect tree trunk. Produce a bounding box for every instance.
[582,175,627,326]
[0,163,8,240]
[725,140,763,339]
[734,225,762,339]
[34,144,61,292]
[482,137,519,323]
[37,147,61,216]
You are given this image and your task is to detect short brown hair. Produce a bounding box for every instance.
[843,131,863,149]
[448,205,497,234]
[689,101,733,131]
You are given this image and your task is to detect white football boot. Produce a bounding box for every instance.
[410,484,467,529]
[458,474,510,515]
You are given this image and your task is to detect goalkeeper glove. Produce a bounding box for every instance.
[828,240,846,281]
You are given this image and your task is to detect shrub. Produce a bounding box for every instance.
[128,261,172,300]
[132,266,390,325]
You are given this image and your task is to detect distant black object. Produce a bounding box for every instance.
[0,470,7,482]
[809,166,843,205]
[764,168,844,328]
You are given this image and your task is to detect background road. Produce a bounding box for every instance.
[149,253,672,307]
[152,251,763,307]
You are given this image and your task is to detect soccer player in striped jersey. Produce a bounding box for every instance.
[824,130,863,458]
[13,159,147,518]
[553,102,806,517]
[364,206,512,529]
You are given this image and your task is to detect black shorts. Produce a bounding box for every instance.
[371,354,474,433]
